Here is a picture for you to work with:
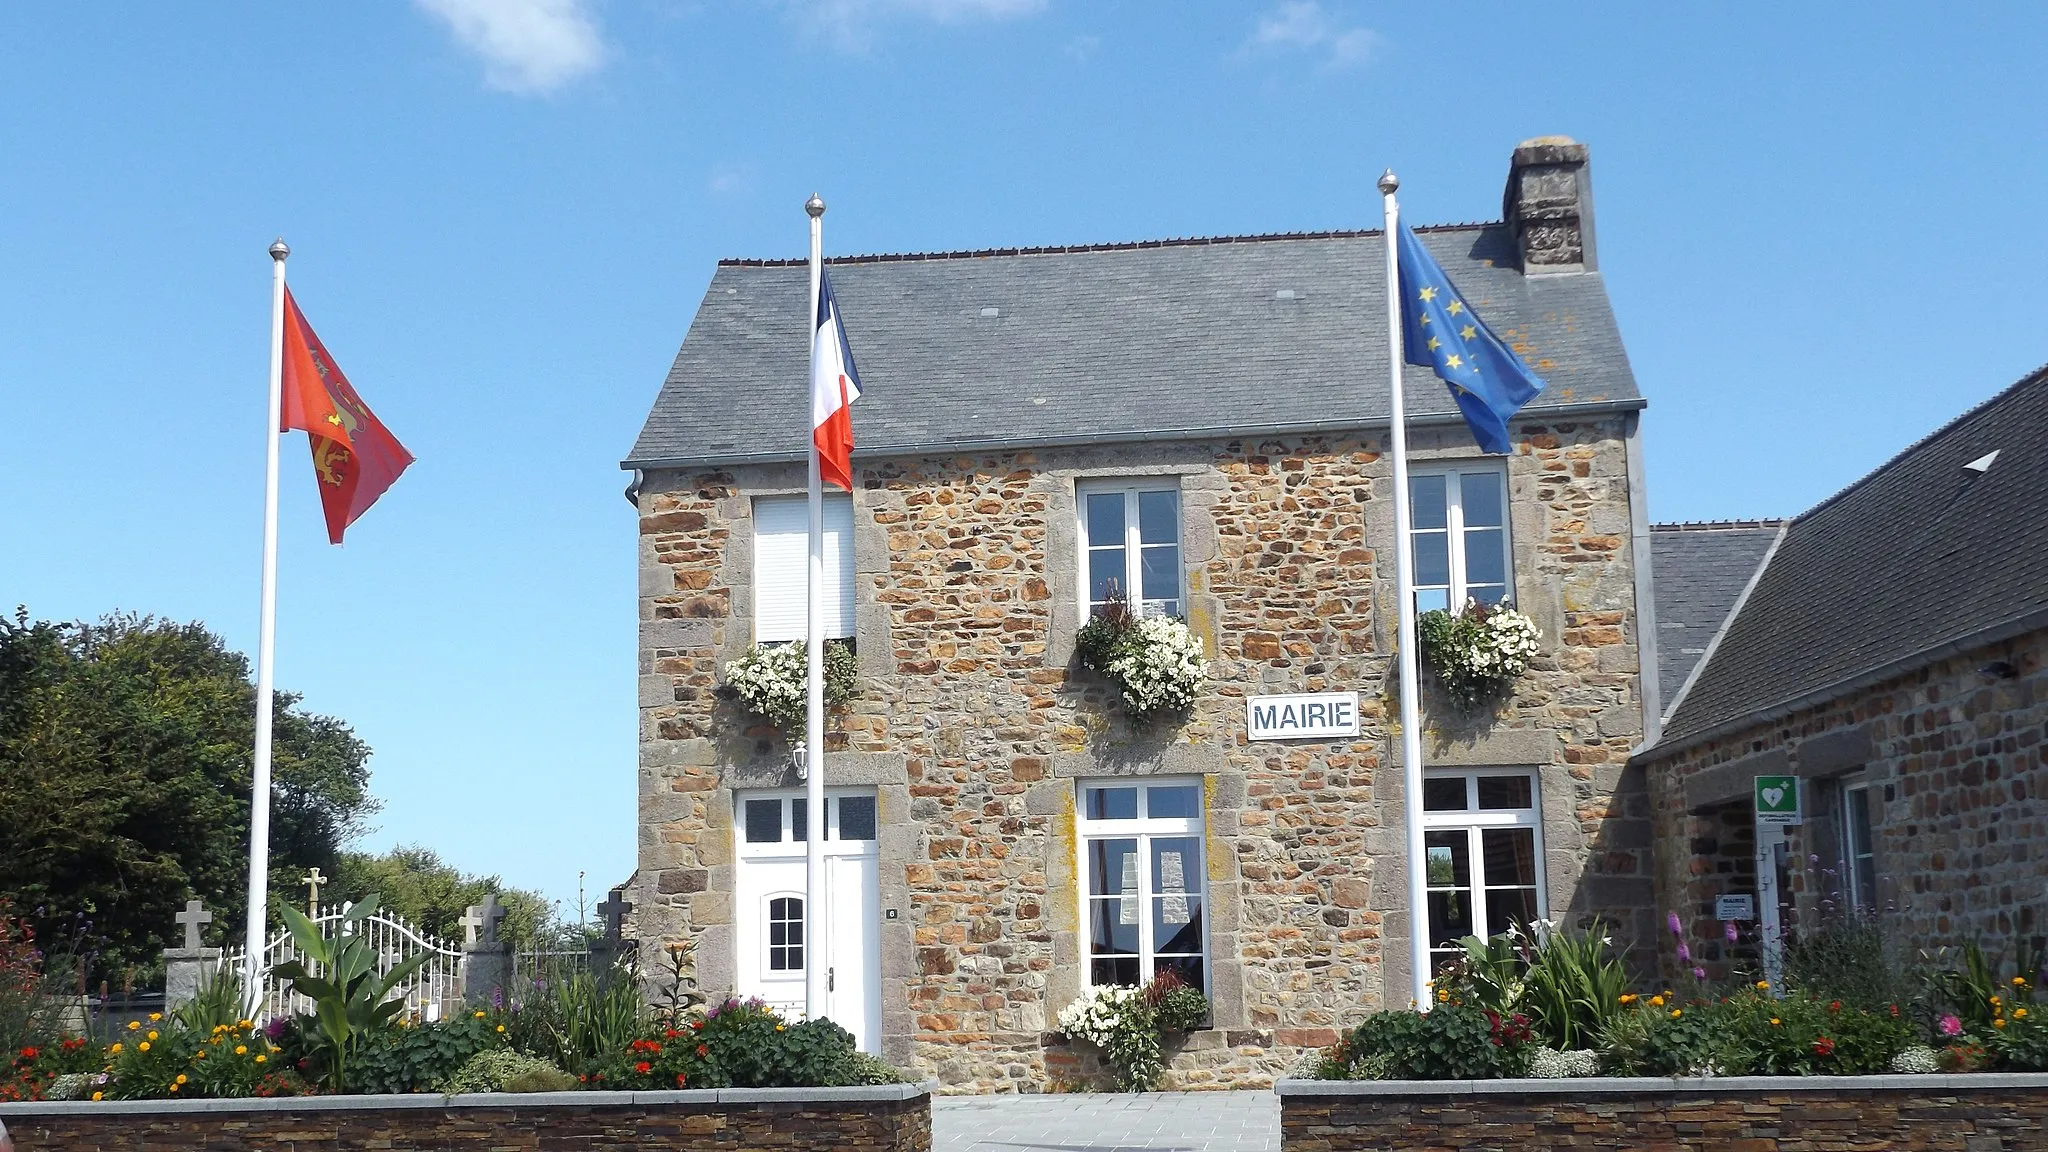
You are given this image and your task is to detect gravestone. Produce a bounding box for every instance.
[590,888,635,986]
[163,899,221,1011]
[459,893,512,1010]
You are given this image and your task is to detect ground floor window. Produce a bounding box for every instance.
[1077,778,1208,992]
[1841,780,1878,914]
[1420,769,1544,973]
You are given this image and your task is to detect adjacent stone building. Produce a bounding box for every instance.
[1636,364,2048,979]
[621,138,1662,1091]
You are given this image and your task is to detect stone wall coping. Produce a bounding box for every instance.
[0,1082,933,1117]
[1273,1072,2048,1097]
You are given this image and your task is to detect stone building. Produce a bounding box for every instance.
[620,138,1662,1090]
[1636,364,2048,978]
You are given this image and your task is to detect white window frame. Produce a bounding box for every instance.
[735,788,878,860]
[1076,479,1184,621]
[1841,779,1878,915]
[1419,768,1546,973]
[1074,776,1210,995]
[753,494,855,643]
[1408,465,1514,613]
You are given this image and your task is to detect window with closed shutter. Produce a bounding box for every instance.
[753,495,855,642]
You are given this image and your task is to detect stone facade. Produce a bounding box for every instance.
[0,1087,933,1151]
[1640,627,2048,980]
[1278,1075,2048,1151]
[633,415,1654,1092]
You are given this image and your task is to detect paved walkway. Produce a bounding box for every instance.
[934,1091,1279,1152]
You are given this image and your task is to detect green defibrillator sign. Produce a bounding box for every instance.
[1754,775,1801,825]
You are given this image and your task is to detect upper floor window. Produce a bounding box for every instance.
[1410,468,1512,613]
[754,495,854,642]
[1420,769,1544,974]
[1077,778,1208,993]
[1079,481,1182,619]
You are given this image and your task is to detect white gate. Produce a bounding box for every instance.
[223,904,464,1023]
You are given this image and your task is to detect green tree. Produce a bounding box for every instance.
[0,609,377,974]
[330,846,573,952]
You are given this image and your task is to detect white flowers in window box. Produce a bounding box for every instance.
[723,638,857,734]
[1075,591,1207,721]
[1416,599,1542,710]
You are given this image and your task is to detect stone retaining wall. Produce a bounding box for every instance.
[0,1084,931,1151]
[1277,1074,2048,1150]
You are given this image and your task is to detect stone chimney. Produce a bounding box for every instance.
[1502,135,1596,273]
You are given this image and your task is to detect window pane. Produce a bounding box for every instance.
[1140,544,1180,608]
[1137,490,1178,545]
[1086,787,1139,822]
[1476,775,1533,810]
[1150,837,1201,895]
[1467,584,1509,607]
[1848,789,1878,910]
[768,897,804,972]
[1147,785,1201,819]
[1088,837,1139,896]
[1089,548,1126,607]
[1153,897,1204,955]
[1481,828,1537,887]
[1464,527,1506,588]
[1092,957,1141,987]
[1414,587,1449,614]
[1423,777,1469,812]
[1411,475,1448,529]
[1089,898,1139,957]
[791,799,807,843]
[1152,956,1204,995]
[745,799,784,844]
[1485,888,1538,938]
[1415,531,1450,588]
[1086,492,1126,546]
[1428,891,1472,946]
[836,795,877,841]
[1460,472,1504,527]
[1424,831,1470,887]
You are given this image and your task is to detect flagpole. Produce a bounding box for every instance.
[1378,172,1433,1010]
[803,193,829,1022]
[245,238,289,1007]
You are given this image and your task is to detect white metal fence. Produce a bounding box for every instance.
[222,904,464,1022]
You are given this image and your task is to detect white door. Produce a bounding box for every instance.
[734,789,881,1053]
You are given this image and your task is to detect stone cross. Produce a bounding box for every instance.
[174,899,212,951]
[596,890,632,943]
[462,894,506,947]
[302,866,327,917]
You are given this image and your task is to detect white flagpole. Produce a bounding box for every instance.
[1378,172,1433,1010]
[245,238,289,1006]
[803,194,829,1022]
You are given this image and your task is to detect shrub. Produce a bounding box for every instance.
[446,1048,570,1094]
[1434,922,1625,1052]
[1526,1047,1598,1078]
[596,999,871,1091]
[1783,913,1907,1012]
[1600,990,1911,1078]
[348,1010,504,1094]
[1319,1005,1535,1081]
[723,639,857,734]
[1888,1045,1940,1074]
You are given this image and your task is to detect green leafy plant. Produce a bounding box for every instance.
[171,964,246,1035]
[547,967,645,1075]
[1074,589,1206,721]
[446,1047,574,1093]
[347,1010,503,1094]
[1519,923,1629,1050]
[1317,1004,1535,1081]
[269,895,429,1091]
[722,639,857,734]
[1784,912,1906,1011]
[1415,599,1541,710]
[598,998,870,1090]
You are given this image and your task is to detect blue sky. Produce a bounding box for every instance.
[4,2,2045,918]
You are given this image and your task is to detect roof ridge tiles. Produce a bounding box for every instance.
[716,221,1501,268]
[1651,519,1789,532]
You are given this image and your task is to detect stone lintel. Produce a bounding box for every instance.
[1052,743,1226,779]
[1685,747,1790,812]
[1795,724,1874,778]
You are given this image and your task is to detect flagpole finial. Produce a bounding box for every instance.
[805,193,826,219]
[1377,170,1399,195]
[268,239,290,262]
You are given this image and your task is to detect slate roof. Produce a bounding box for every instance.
[1654,363,2048,751]
[624,225,1644,469]
[1648,521,1783,722]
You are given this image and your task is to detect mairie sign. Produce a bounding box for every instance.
[1247,692,1361,741]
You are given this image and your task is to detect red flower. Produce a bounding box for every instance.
[675,1073,688,1087]
[690,1020,703,1031]
[1889,1004,1901,1018]
[1813,1036,1836,1057]
[696,1044,709,1058]
[635,1061,652,1074]
[18,1048,37,1060]
[1829,1000,1842,1013]
[665,1028,680,1039]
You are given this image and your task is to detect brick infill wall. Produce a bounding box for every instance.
[1277,1074,2048,1150]
[0,1084,932,1152]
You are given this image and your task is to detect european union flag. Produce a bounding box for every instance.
[1396,226,1544,455]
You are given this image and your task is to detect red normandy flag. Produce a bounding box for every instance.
[278,288,414,543]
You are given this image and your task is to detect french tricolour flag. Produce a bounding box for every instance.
[812,270,862,491]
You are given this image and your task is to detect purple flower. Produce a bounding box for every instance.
[1693,967,1707,981]
[491,986,504,1011]
[1939,1014,1963,1037]
[265,1018,287,1040]
[1667,912,1683,936]
[1676,942,1691,963]
[1724,922,1739,944]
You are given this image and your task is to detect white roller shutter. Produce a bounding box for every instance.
[753,495,855,643]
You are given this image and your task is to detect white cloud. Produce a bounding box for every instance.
[1245,1,1377,70]
[416,0,606,93]
[790,0,1046,52]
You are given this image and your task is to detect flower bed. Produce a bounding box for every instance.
[1276,1073,2048,1151]
[0,1082,934,1152]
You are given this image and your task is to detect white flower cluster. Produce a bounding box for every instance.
[724,642,808,731]
[1888,1044,1941,1074]
[1421,600,1543,708]
[1056,983,1144,1048]
[1471,605,1542,678]
[1103,616,1207,717]
[1526,1047,1600,1078]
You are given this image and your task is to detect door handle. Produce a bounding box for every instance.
[828,967,835,992]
